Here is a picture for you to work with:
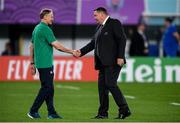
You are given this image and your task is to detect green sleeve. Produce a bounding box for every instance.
[45,27,56,44]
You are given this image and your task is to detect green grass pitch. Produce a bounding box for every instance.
[0,82,180,122]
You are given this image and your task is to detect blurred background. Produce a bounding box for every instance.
[0,0,179,57]
[0,0,180,82]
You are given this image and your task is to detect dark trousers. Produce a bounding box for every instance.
[98,65,129,116]
[30,66,56,114]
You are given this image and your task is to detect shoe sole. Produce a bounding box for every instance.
[123,112,131,119]
[27,113,34,119]
[115,113,131,119]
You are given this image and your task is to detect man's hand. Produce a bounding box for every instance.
[117,58,124,67]
[30,64,36,75]
[73,50,81,57]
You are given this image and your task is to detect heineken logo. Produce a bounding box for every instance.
[118,58,180,83]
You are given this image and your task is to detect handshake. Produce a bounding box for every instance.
[72,50,81,57]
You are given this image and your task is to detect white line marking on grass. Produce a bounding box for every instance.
[125,95,136,99]
[109,93,135,99]
[56,85,80,91]
[170,102,180,106]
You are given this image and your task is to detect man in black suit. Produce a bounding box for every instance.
[74,7,131,119]
[129,23,149,56]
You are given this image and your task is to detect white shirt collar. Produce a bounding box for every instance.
[102,16,109,26]
[138,29,144,35]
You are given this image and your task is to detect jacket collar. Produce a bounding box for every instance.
[102,16,110,26]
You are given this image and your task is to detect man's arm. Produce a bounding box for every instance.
[45,27,76,55]
[79,37,95,57]
[113,19,126,59]
[113,19,126,66]
[29,42,34,63]
[51,41,75,55]
[173,32,180,45]
[29,42,36,75]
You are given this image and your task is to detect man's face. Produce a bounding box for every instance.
[164,20,170,28]
[93,11,104,24]
[140,24,146,32]
[44,12,54,25]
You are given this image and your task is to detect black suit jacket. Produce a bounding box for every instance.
[129,31,148,56]
[80,18,126,70]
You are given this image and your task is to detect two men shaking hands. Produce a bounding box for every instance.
[28,7,130,119]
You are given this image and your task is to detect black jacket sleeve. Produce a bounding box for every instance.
[80,37,95,57]
[113,19,126,58]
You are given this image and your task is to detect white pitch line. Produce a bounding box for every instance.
[170,102,180,106]
[56,85,80,91]
[125,95,136,99]
[109,93,135,99]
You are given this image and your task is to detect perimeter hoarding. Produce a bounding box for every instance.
[0,56,179,83]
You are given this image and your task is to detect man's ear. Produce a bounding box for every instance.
[43,15,47,20]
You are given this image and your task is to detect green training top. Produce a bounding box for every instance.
[32,22,56,68]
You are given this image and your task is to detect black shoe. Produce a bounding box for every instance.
[93,115,108,119]
[115,110,131,119]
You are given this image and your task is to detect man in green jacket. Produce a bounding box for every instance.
[28,8,76,119]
